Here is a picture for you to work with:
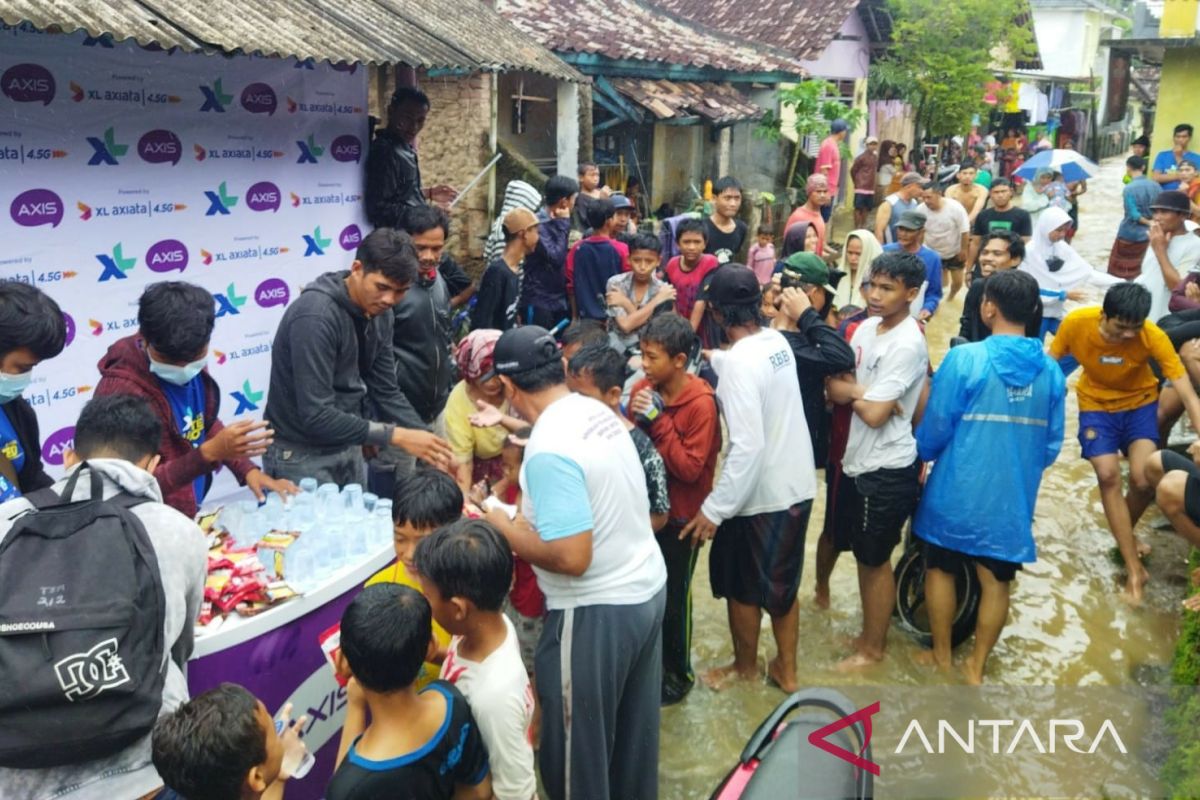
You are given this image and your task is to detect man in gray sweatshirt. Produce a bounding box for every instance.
[264,228,453,486]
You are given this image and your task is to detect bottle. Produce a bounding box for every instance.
[315,483,340,520]
[362,492,378,514]
[275,718,316,779]
[299,477,318,495]
[342,483,364,515]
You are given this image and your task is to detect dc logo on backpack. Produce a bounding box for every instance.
[55,638,131,701]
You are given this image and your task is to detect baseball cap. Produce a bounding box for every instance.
[610,192,634,211]
[503,207,538,235]
[831,119,848,134]
[781,252,838,294]
[900,172,924,187]
[896,210,927,230]
[481,325,560,381]
[706,266,761,306]
[865,136,879,145]
[1150,190,1191,215]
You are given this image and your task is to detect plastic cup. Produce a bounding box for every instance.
[299,477,318,494]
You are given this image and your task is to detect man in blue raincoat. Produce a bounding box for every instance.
[913,270,1065,684]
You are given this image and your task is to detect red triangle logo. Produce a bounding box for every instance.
[807,700,881,776]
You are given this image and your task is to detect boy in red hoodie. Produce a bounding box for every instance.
[628,312,721,705]
[95,282,296,517]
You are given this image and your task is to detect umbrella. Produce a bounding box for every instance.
[1014,149,1100,183]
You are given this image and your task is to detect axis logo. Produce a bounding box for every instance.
[231,380,264,414]
[138,129,182,165]
[255,278,290,308]
[205,181,239,216]
[199,77,232,112]
[86,127,128,166]
[246,181,281,213]
[331,134,362,163]
[2,63,55,105]
[808,701,880,777]
[63,313,76,347]
[296,134,324,164]
[339,224,362,251]
[215,283,247,317]
[146,239,189,274]
[41,426,75,467]
[10,189,63,228]
[240,82,277,115]
[96,243,135,281]
[303,226,332,257]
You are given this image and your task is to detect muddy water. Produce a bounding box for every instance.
[657,157,1192,798]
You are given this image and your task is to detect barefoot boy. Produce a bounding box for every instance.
[827,252,929,668]
[1049,282,1200,603]
[913,271,1065,683]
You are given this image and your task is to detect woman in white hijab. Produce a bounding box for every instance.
[1020,205,1121,339]
[837,229,884,308]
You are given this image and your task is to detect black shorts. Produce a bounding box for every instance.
[920,537,1022,583]
[710,501,813,616]
[847,462,921,567]
[943,256,965,270]
[822,460,856,553]
[1158,449,1200,524]
[853,193,874,210]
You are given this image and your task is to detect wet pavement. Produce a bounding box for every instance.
[656,156,1193,798]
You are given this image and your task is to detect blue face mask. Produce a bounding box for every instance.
[149,355,207,386]
[0,371,32,404]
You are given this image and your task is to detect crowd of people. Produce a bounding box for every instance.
[3,82,1200,800]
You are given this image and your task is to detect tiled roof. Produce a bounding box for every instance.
[645,0,860,60]
[495,0,808,76]
[611,78,765,123]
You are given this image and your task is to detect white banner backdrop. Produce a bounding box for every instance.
[1,24,368,494]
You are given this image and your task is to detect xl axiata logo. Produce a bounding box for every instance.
[96,243,135,281]
[41,426,75,466]
[205,181,239,216]
[86,127,128,166]
[245,181,281,213]
[231,380,264,414]
[296,134,324,164]
[199,77,232,112]
[255,278,290,308]
[215,283,247,317]
[146,239,189,273]
[10,189,63,228]
[240,82,277,115]
[339,224,362,251]
[303,226,332,257]
[330,134,362,163]
[137,129,182,165]
[1,63,55,104]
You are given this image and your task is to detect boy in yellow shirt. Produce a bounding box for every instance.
[1049,283,1200,604]
[364,469,463,686]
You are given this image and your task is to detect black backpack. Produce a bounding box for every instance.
[0,464,167,768]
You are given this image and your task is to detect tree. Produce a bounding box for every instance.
[871,0,1038,140]
[756,80,865,190]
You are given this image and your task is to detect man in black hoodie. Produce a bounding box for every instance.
[264,228,453,486]
[0,282,66,501]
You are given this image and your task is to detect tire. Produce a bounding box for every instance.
[893,545,980,649]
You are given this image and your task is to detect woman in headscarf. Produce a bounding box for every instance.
[1020,206,1121,340]
[483,179,542,264]
[836,229,884,308]
[443,329,512,495]
[781,220,821,259]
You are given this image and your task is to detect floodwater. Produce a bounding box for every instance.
[657,157,1194,798]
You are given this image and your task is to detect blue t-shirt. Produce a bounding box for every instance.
[158,375,209,504]
[1151,149,1200,191]
[0,406,25,502]
[882,242,944,317]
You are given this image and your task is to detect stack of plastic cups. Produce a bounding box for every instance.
[299,477,319,495]
[372,500,394,550]
[362,492,379,514]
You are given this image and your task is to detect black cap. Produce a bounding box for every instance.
[481,326,560,381]
[707,265,761,305]
[1150,190,1191,214]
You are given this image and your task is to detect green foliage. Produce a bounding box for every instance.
[1162,549,1200,797]
[756,80,865,189]
[874,0,1039,137]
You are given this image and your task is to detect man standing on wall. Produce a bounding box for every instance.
[364,86,458,230]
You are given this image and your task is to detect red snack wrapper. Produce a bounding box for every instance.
[319,622,347,687]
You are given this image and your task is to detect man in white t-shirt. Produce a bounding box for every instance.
[1135,190,1200,323]
[482,325,666,800]
[828,251,929,670]
[681,267,817,694]
[416,519,536,800]
[917,181,971,302]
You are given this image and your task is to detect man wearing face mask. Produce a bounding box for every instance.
[95,281,297,518]
[0,282,68,501]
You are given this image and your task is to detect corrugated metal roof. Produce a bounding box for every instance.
[497,0,808,76]
[611,78,766,123]
[646,0,860,61]
[0,0,585,81]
